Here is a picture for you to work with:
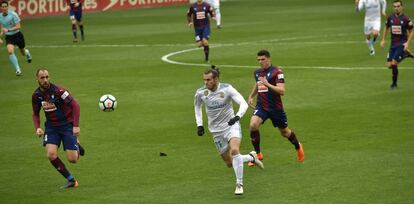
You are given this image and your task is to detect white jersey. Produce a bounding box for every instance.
[194,83,248,133]
[357,0,386,21]
[205,0,220,8]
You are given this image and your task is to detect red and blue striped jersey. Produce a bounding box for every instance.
[386,14,413,48]
[67,0,83,12]
[187,2,214,29]
[32,83,79,128]
[254,65,285,111]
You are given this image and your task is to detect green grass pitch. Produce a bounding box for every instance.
[1,0,414,203]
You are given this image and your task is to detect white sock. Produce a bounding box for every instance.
[241,154,254,163]
[25,49,32,59]
[215,8,221,26]
[366,39,373,50]
[232,154,243,185]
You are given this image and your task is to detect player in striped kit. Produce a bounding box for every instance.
[187,0,215,63]
[67,0,85,42]
[355,0,387,56]
[32,68,85,189]
[248,50,305,167]
[380,0,413,89]
[194,66,263,195]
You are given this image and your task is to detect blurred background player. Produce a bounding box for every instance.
[0,0,32,76]
[187,0,215,63]
[355,0,387,56]
[32,68,85,188]
[380,0,413,90]
[205,0,221,28]
[67,0,84,42]
[194,66,263,195]
[247,50,305,167]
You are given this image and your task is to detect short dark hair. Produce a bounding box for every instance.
[36,68,48,77]
[393,0,402,5]
[257,50,270,58]
[1,1,8,6]
[204,65,220,79]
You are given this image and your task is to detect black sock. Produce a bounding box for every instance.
[203,45,209,61]
[79,25,84,38]
[288,131,300,150]
[250,130,261,153]
[72,24,77,39]
[50,157,73,180]
[373,36,377,43]
[391,64,398,85]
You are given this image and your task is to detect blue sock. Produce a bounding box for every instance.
[67,175,75,181]
[9,54,21,72]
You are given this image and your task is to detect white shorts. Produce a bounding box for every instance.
[212,122,241,155]
[364,20,381,35]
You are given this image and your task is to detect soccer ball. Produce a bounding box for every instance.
[99,94,117,112]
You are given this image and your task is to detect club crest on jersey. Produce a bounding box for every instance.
[51,95,55,99]
[204,90,209,96]
[219,92,224,98]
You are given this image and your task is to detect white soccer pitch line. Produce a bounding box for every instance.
[160,38,414,70]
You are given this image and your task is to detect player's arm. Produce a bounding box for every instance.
[247,83,257,108]
[380,25,389,48]
[259,76,285,96]
[32,94,44,137]
[59,88,80,136]
[403,19,413,51]
[194,91,204,136]
[228,86,248,125]
[70,98,80,136]
[381,0,387,17]
[355,0,363,12]
[208,5,216,20]
[187,7,193,27]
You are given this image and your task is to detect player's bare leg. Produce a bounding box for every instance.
[279,127,305,162]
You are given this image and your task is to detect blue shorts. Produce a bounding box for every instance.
[194,27,210,42]
[387,45,404,63]
[253,108,288,128]
[43,123,78,151]
[70,10,82,21]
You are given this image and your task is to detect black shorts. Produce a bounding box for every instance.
[5,31,26,49]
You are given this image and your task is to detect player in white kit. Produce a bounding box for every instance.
[356,0,387,55]
[194,66,264,195]
[205,0,222,28]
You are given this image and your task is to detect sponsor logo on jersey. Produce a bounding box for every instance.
[391,25,402,35]
[41,101,57,112]
[196,11,206,20]
[277,74,284,79]
[61,91,70,100]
